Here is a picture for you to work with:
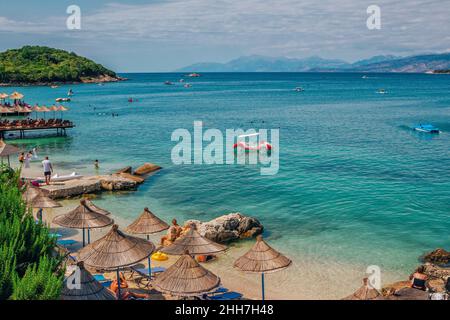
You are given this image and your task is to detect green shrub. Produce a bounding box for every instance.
[0,167,63,300]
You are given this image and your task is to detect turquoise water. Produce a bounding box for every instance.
[5,73,450,277]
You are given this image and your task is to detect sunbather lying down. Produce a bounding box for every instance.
[110,272,150,300]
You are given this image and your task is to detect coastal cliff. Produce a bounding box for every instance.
[0,46,124,86]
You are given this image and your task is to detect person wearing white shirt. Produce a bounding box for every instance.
[42,156,53,185]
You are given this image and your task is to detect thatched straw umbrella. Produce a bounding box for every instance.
[234,235,291,301]
[61,261,116,300]
[126,207,169,276]
[22,183,61,222]
[49,105,59,119]
[160,223,227,256]
[53,199,114,246]
[57,105,68,119]
[9,91,24,100]
[0,93,8,101]
[343,278,383,300]
[0,140,20,166]
[39,106,50,119]
[77,224,155,299]
[153,251,220,297]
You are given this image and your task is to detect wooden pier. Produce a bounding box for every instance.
[0,124,74,139]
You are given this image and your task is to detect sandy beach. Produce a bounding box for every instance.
[20,160,405,300]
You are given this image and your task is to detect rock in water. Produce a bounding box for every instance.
[134,163,161,175]
[115,166,132,174]
[421,248,450,266]
[187,213,263,243]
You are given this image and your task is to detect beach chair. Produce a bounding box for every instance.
[56,239,77,247]
[129,266,166,289]
[207,291,243,300]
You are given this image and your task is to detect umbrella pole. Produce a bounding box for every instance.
[261,273,265,302]
[117,268,121,300]
[88,228,91,244]
[147,234,152,277]
[82,228,85,247]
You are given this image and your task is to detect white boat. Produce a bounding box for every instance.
[294,87,303,92]
[377,89,387,94]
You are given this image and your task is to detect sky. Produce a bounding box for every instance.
[0,0,449,72]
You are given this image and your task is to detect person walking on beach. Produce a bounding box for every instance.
[42,156,53,185]
[94,159,99,169]
[18,152,25,166]
[24,151,32,169]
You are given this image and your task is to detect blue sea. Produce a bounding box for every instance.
[5,73,450,296]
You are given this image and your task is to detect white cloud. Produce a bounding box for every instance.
[0,0,449,61]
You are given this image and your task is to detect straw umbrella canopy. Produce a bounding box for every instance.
[53,199,114,246]
[153,251,221,297]
[0,93,8,100]
[0,140,20,166]
[0,106,13,114]
[126,207,169,235]
[233,235,291,300]
[343,278,383,300]
[77,224,155,299]
[160,223,227,256]
[61,261,116,300]
[84,199,111,215]
[126,207,169,276]
[9,91,24,100]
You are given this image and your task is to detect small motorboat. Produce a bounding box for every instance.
[67,89,73,96]
[188,73,201,77]
[377,89,387,94]
[413,124,440,134]
[294,87,303,92]
[164,81,174,85]
[184,83,192,88]
[362,75,368,79]
[51,85,59,88]
[179,79,185,82]
[55,97,71,102]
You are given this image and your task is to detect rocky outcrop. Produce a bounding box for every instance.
[114,172,145,184]
[186,213,263,243]
[421,248,450,266]
[115,166,132,174]
[134,163,161,176]
[97,175,137,191]
[41,174,138,198]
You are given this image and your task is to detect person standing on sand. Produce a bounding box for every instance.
[18,153,25,166]
[24,151,32,168]
[42,156,53,185]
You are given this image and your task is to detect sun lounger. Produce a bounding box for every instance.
[93,274,107,282]
[49,233,63,238]
[207,292,243,300]
[128,266,167,289]
[56,239,77,247]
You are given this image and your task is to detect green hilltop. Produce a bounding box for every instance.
[0,46,120,85]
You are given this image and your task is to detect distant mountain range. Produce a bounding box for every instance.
[176,53,450,73]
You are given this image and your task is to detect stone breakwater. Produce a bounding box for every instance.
[40,162,161,199]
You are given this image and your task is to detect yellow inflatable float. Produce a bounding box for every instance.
[151,251,168,261]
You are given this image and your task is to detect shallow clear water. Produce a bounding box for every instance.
[6,72,450,280]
